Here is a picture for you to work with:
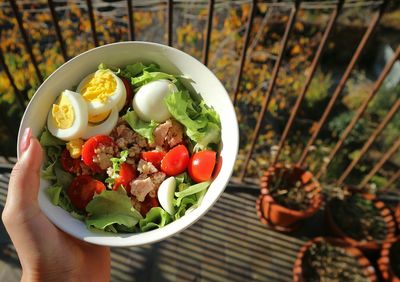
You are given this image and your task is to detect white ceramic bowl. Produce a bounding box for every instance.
[17,42,239,247]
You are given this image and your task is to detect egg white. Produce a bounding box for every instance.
[77,70,126,115]
[81,107,119,140]
[132,79,177,122]
[157,176,176,215]
[47,90,88,141]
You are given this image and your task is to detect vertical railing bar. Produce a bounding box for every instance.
[0,109,18,143]
[359,138,400,188]
[127,0,135,41]
[47,0,68,61]
[239,0,301,182]
[297,0,388,167]
[336,99,400,185]
[0,46,26,109]
[382,170,400,191]
[86,0,99,47]
[202,0,215,66]
[232,0,256,106]
[316,45,400,179]
[167,0,173,46]
[8,0,43,83]
[272,0,344,166]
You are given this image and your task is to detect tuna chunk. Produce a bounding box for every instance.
[130,177,155,202]
[137,159,158,175]
[153,119,184,149]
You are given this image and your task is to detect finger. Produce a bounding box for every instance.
[7,137,43,207]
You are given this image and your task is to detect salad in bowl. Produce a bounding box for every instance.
[18,42,238,246]
[41,62,221,234]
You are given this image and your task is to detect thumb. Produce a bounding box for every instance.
[7,129,43,208]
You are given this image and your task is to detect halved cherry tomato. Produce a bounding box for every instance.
[141,151,166,169]
[81,135,115,172]
[188,150,216,183]
[61,148,82,174]
[140,195,159,216]
[67,175,106,210]
[120,77,133,106]
[113,163,136,190]
[161,145,189,176]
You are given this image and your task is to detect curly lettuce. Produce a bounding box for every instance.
[123,110,159,143]
[165,90,221,151]
[139,207,172,232]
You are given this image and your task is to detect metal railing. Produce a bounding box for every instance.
[0,0,399,190]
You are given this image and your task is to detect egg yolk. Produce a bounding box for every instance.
[88,110,111,123]
[66,139,84,159]
[80,70,117,103]
[51,94,74,129]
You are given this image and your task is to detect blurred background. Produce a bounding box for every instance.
[0,0,399,281]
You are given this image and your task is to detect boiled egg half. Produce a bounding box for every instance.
[81,107,119,140]
[47,90,88,141]
[77,69,126,116]
[157,176,176,215]
[132,79,177,122]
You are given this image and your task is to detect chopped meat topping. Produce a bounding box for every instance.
[137,159,158,175]
[131,197,142,212]
[130,177,155,202]
[93,144,117,169]
[111,120,149,150]
[153,119,184,149]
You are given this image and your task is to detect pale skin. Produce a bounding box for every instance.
[1,128,111,282]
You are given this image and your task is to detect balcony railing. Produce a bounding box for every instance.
[1,0,398,190]
[0,0,400,281]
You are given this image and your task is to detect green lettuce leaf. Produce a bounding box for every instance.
[131,71,176,88]
[45,185,75,213]
[39,128,65,147]
[174,195,197,220]
[85,190,142,231]
[175,181,210,199]
[123,110,158,143]
[165,90,221,151]
[120,62,160,79]
[46,185,62,205]
[139,207,172,232]
[105,150,128,188]
[98,63,120,74]
[54,164,74,189]
[41,160,57,181]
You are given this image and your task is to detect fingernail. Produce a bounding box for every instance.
[20,127,32,154]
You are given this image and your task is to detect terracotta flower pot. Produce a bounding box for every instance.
[256,164,322,231]
[293,237,377,282]
[378,237,400,282]
[325,192,396,251]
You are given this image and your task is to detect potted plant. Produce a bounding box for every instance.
[378,237,400,282]
[293,237,377,282]
[325,187,396,251]
[256,163,322,231]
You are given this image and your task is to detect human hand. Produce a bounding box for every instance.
[2,128,110,282]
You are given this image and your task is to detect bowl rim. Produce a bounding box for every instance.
[17,41,239,247]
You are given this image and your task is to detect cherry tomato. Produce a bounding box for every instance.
[67,175,106,210]
[60,148,82,174]
[161,145,189,176]
[113,163,136,190]
[188,150,216,183]
[140,195,159,216]
[81,135,115,172]
[121,77,133,106]
[141,151,166,169]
